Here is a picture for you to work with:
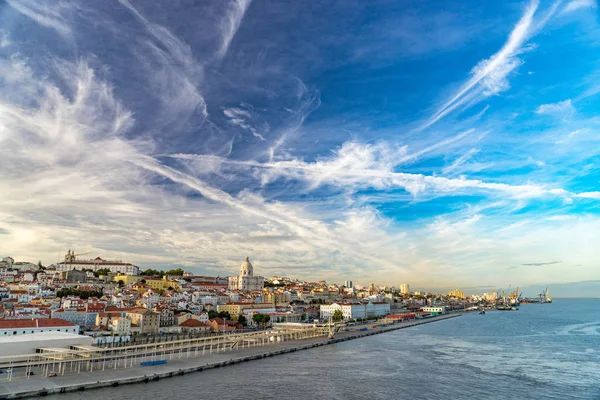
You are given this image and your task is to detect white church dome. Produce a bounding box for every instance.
[240,256,253,276]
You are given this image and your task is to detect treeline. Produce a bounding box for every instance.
[139,268,185,276]
[264,281,285,288]
[56,288,103,299]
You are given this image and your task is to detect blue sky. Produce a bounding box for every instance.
[0,0,599,295]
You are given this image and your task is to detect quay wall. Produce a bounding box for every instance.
[0,313,460,399]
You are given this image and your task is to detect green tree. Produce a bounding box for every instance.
[165,268,184,276]
[94,268,111,278]
[301,312,307,321]
[140,269,161,276]
[208,310,219,319]
[217,311,231,320]
[252,313,270,327]
[140,279,146,284]
[332,310,344,322]
[117,280,124,287]
[238,315,247,326]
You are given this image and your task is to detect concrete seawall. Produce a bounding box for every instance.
[0,314,460,399]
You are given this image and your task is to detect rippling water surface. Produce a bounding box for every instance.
[48,299,600,400]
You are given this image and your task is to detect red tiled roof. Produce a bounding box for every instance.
[179,319,208,327]
[0,318,76,329]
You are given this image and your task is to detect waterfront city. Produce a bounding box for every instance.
[0,251,553,398]
[1,0,599,398]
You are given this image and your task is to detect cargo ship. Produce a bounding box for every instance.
[521,287,552,304]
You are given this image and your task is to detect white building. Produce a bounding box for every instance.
[56,250,139,275]
[1,256,14,269]
[228,257,264,292]
[400,283,410,295]
[0,332,91,361]
[0,318,79,336]
[423,306,446,314]
[482,291,498,302]
[320,301,390,320]
[110,317,132,336]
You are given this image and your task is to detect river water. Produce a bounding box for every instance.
[47,299,600,400]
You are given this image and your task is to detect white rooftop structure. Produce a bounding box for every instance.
[0,331,91,360]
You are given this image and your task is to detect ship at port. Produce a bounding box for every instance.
[520,287,552,304]
[496,285,520,311]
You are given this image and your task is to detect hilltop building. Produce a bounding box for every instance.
[228,257,264,292]
[56,250,139,275]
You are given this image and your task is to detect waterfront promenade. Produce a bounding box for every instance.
[0,314,459,399]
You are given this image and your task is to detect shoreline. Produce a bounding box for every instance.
[0,314,460,399]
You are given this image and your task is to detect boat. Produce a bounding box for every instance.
[520,287,552,304]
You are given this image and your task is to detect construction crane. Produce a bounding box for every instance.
[64,250,92,265]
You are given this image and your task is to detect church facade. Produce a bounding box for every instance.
[228,257,264,292]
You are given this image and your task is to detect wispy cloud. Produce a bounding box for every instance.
[216,0,252,61]
[223,106,267,141]
[562,0,597,14]
[6,0,72,39]
[535,99,575,116]
[420,0,542,130]
[0,31,10,48]
[522,261,561,266]
[171,139,600,203]
[1,1,600,291]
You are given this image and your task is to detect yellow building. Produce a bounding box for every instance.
[114,275,180,291]
[113,274,142,285]
[217,303,275,315]
[448,289,465,299]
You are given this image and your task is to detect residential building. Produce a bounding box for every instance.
[447,289,465,299]
[125,309,160,334]
[51,309,99,328]
[154,307,175,327]
[400,284,410,295]
[110,317,132,336]
[179,319,210,334]
[482,291,498,302]
[112,274,142,285]
[207,318,242,333]
[217,302,275,316]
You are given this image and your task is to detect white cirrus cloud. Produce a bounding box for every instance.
[562,0,597,14]
[6,0,73,39]
[420,0,543,130]
[535,99,575,116]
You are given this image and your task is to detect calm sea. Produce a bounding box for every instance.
[47,299,600,400]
